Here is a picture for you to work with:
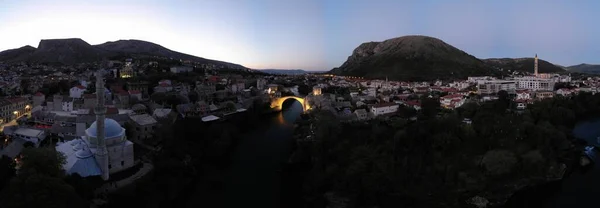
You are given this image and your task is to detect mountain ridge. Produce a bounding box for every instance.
[567,63,600,74]
[0,38,246,68]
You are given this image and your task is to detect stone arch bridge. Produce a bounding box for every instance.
[270,96,310,112]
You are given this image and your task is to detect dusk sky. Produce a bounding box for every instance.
[1,0,599,70]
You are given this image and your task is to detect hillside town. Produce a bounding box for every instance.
[0,54,597,207]
[0,55,596,151]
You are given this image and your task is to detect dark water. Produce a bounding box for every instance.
[222,100,303,208]
[507,119,600,207]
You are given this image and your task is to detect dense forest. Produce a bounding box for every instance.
[297,92,600,207]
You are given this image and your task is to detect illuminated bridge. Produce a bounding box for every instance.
[270,96,310,112]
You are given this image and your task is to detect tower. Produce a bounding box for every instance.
[534,54,539,77]
[94,70,110,180]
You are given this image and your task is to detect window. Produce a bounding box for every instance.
[121,161,124,166]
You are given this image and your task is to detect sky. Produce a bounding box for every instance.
[0,0,599,71]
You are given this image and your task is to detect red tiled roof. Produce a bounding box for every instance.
[515,89,529,93]
[7,97,27,103]
[442,87,458,93]
[75,85,86,89]
[83,94,96,99]
[34,92,44,96]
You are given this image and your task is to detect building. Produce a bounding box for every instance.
[370,103,399,116]
[440,94,465,109]
[120,60,134,78]
[33,92,45,107]
[62,97,74,112]
[55,71,134,180]
[514,76,555,91]
[126,81,149,98]
[69,85,86,98]
[313,86,322,96]
[10,127,46,147]
[257,79,267,90]
[170,66,193,73]
[515,89,532,102]
[354,109,368,120]
[129,90,142,101]
[477,80,517,94]
[535,91,554,100]
[83,94,97,109]
[128,114,157,140]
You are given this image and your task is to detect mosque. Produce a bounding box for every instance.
[56,71,134,180]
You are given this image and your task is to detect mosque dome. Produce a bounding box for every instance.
[85,118,125,139]
[75,148,93,159]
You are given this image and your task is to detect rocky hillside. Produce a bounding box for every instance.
[567,64,600,74]
[329,35,498,81]
[0,38,246,68]
[483,58,565,74]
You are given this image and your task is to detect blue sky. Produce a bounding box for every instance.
[0,0,599,70]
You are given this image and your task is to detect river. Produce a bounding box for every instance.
[220,100,304,208]
[506,119,600,207]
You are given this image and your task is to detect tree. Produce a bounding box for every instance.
[0,148,85,208]
[0,155,15,190]
[225,102,236,112]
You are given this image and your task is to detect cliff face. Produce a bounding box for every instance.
[27,38,109,64]
[330,35,496,81]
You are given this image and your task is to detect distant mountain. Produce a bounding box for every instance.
[95,39,244,69]
[483,58,565,74]
[260,69,309,75]
[0,38,246,68]
[0,45,36,61]
[329,35,497,81]
[567,64,600,74]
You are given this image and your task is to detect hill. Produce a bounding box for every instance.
[329,35,498,81]
[260,69,309,75]
[566,64,600,74]
[0,38,246,69]
[483,58,565,74]
[0,45,36,61]
[95,39,245,69]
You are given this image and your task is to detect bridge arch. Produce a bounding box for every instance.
[270,96,310,112]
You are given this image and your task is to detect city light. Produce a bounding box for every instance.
[25,105,30,109]
[13,111,18,115]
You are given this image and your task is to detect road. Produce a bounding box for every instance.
[0,112,31,132]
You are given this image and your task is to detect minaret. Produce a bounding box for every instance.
[94,70,110,180]
[534,54,539,77]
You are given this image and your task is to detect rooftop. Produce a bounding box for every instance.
[14,127,45,138]
[130,114,158,126]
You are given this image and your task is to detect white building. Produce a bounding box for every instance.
[257,79,266,90]
[62,97,74,112]
[514,76,555,91]
[440,94,465,109]
[12,127,46,147]
[370,103,399,116]
[69,85,86,98]
[354,109,368,120]
[477,80,517,94]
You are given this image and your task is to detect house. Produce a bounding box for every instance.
[69,85,86,98]
[535,91,554,100]
[555,88,574,97]
[354,109,368,120]
[440,94,465,109]
[128,114,157,140]
[515,89,531,101]
[370,102,399,116]
[62,97,74,112]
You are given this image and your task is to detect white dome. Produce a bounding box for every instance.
[75,148,93,158]
[85,118,125,139]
